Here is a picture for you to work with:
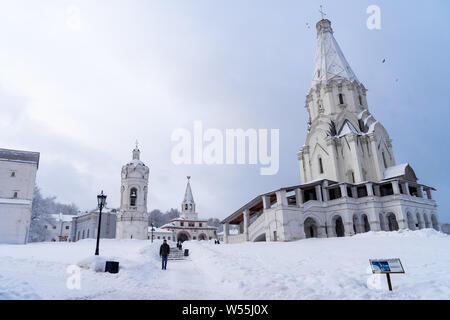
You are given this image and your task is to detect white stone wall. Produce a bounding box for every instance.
[0,160,37,244]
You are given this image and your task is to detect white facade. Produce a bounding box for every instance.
[161,177,217,242]
[0,148,39,244]
[221,19,440,244]
[116,145,149,240]
[148,226,175,241]
[72,208,117,241]
[43,213,76,242]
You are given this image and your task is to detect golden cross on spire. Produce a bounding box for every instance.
[319,5,327,20]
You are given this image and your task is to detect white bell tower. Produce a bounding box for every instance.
[181,176,198,220]
[116,142,149,240]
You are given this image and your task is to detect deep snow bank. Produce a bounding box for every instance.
[185,229,450,300]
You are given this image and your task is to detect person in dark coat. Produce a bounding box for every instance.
[160,240,170,270]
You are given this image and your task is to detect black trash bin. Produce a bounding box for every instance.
[105,261,119,273]
[184,249,189,257]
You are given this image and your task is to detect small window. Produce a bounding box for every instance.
[351,172,355,183]
[359,95,363,105]
[65,226,70,230]
[45,225,48,229]
[10,171,16,177]
[199,223,203,227]
[180,222,184,226]
[52,226,56,229]
[168,237,171,240]
[13,192,18,198]
[339,93,344,105]
[185,204,188,210]
[87,229,90,237]
[157,236,160,239]
[317,70,321,77]
[319,158,324,174]
[189,222,195,227]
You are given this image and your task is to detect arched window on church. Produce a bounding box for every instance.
[382,151,388,169]
[338,93,344,105]
[130,188,137,206]
[319,157,324,174]
[359,95,363,105]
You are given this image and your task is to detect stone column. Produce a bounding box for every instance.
[351,186,358,198]
[322,181,330,202]
[315,185,323,202]
[298,223,306,240]
[365,183,374,196]
[326,224,335,237]
[392,181,401,195]
[373,185,381,197]
[344,214,355,236]
[262,195,271,209]
[223,223,230,244]
[243,209,250,241]
[403,182,410,195]
[276,190,288,207]
[417,186,424,198]
[339,184,348,198]
[426,188,433,200]
[295,188,304,206]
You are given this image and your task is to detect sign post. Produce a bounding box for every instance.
[369,258,405,291]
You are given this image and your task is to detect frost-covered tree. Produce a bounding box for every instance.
[28,186,79,242]
[207,218,223,232]
[148,208,181,227]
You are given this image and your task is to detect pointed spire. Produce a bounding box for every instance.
[183,176,194,203]
[311,18,359,88]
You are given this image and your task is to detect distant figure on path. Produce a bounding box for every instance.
[160,240,170,270]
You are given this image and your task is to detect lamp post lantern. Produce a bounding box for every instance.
[95,190,107,256]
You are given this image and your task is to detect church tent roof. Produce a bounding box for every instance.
[311,19,359,89]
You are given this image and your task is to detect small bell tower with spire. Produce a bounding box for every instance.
[181,176,198,220]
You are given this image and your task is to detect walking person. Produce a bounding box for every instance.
[160,239,170,270]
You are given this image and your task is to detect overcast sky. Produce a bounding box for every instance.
[1,0,449,223]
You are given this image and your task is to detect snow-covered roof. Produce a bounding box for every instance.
[383,163,417,181]
[0,148,40,168]
[148,226,172,233]
[311,19,359,89]
[337,120,359,137]
[51,213,76,222]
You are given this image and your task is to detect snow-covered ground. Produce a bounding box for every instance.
[0,229,449,300]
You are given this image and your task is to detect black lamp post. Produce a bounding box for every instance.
[95,190,107,256]
[150,222,155,243]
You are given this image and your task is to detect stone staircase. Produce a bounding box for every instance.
[167,247,188,260]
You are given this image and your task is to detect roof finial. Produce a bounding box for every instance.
[135,139,139,150]
[187,176,191,181]
[319,5,326,20]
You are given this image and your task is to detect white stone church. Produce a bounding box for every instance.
[221,18,440,243]
[160,177,217,242]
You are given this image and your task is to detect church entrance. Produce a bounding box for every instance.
[177,232,190,243]
[362,214,370,232]
[198,233,207,240]
[333,216,345,237]
[386,213,399,231]
[304,217,318,238]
